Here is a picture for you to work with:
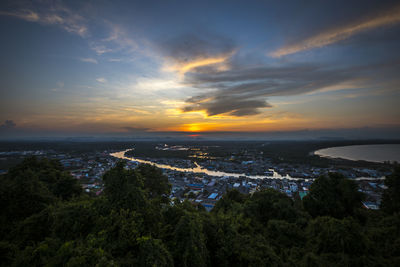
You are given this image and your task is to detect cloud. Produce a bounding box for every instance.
[102,23,138,52]
[0,3,88,37]
[122,126,150,132]
[181,59,400,117]
[80,57,98,64]
[183,97,272,116]
[172,56,231,75]
[0,120,16,130]
[156,32,381,117]
[1,2,141,62]
[0,9,39,22]
[89,43,113,55]
[133,78,185,93]
[157,32,236,75]
[270,4,400,57]
[88,23,139,56]
[96,77,107,83]
[160,32,235,61]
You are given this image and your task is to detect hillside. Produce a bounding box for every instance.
[1,157,399,266]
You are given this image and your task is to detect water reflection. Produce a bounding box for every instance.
[110,149,301,180]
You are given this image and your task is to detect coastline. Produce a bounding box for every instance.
[313,144,400,163]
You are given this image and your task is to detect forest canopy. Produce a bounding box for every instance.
[0,158,399,266]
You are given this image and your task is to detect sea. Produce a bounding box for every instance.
[314,144,400,163]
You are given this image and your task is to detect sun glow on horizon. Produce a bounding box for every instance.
[174,123,220,132]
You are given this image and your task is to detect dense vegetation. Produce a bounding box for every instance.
[0,157,399,266]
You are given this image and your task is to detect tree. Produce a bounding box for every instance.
[303,216,380,265]
[136,164,171,201]
[93,209,143,259]
[381,166,400,214]
[266,220,305,253]
[136,236,173,267]
[172,213,208,267]
[7,157,81,200]
[0,168,54,226]
[51,173,82,201]
[2,156,400,266]
[102,161,147,211]
[14,238,113,266]
[303,173,364,218]
[202,211,280,267]
[212,189,246,213]
[50,200,96,242]
[244,189,300,224]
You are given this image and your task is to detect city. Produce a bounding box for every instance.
[0,141,392,211]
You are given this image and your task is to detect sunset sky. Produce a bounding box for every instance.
[0,0,399,139]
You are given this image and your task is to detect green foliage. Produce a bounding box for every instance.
[245,188,301,224]
[266,220,305,251]
[136,164,171,201]
[307,217,368,255]
[212,189,247,213]
[381,165,400,214]
[50,200,96,242]
[0,168,54,224]
[102,162,171,234]
[7,156,82,200]
[94,209,143,258]
[0,157,81,240]
[103,162,144,206]
[303,172,364,218]
[0,241,17,266]
[366,213,400,264]
[15,238,114,267]
[203,212,279,267]
[136,236,173,267]
[1,160,399,266]
[13,208,53,246]
[170,213,208,267]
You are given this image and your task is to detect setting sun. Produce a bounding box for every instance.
[184,124,203,132]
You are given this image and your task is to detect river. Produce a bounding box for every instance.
[111,149,384,181]
[110,149,302,180]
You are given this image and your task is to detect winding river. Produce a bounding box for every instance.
[111,149,384,181]
[110,149,301,180]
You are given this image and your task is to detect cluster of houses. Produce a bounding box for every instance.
[0,148,388,211]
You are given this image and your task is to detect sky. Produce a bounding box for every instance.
[0,0,399,139]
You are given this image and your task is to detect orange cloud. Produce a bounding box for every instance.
[178,56,228,74]
[164,53,234,75]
